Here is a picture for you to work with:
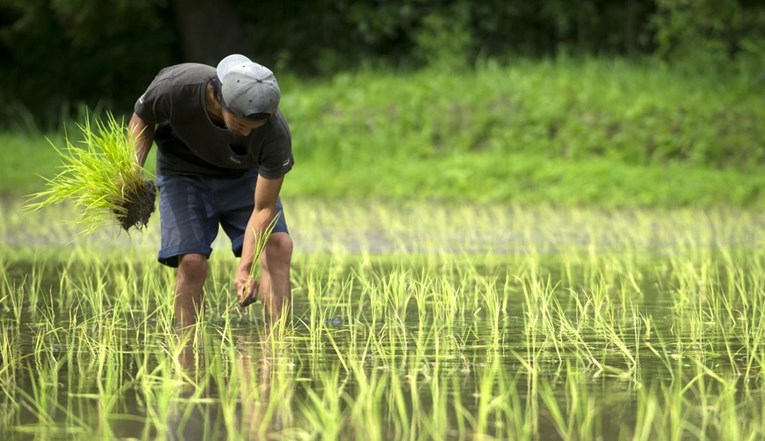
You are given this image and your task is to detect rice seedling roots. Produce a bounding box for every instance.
[115,180,156,231]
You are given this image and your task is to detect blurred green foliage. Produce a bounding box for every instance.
[1,0,764,127]
[287,57,764,169]
[652,0,765,72]
[5,57,764,207]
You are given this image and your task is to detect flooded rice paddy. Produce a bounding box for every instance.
[2,199,765,440]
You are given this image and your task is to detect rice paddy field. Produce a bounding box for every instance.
[1,197,764,440]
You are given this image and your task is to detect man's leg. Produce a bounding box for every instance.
[175,253,209,326]
[156,172,217,327]
[257,232,293,321]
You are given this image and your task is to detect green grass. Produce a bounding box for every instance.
[0,132,65,196]
[2,57,764,207]
[280,56,765,207]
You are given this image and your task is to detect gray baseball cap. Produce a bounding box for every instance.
[216,54,280,119]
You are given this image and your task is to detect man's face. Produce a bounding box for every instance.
[222,110,267,136]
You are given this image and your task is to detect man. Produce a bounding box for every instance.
[128,54,294,326]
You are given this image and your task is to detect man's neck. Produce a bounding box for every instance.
[205,82,225,126]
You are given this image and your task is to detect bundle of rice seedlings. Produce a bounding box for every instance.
[26,112,156,234]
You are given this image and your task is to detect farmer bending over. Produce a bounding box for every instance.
[128,54,294,326]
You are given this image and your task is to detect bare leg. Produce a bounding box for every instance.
[175,253,209,327]
[257,233,293,322]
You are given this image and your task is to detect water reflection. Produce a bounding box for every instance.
[234,330,293,439]
[167,327,293,441]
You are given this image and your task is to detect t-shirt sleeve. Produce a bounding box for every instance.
[133,77,172,124]
[257,122,294,180]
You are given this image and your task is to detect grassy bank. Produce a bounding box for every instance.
[3,57,764,207]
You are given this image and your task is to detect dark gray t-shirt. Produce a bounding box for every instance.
[134,63,294,178]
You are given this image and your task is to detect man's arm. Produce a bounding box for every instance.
[128,112,155,168]
[235,175,285,296]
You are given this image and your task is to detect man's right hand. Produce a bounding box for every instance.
[235,276,260,308]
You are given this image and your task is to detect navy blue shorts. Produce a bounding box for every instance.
[156,168,288,268]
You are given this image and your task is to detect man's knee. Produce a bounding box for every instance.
[265,233,293,267]
[178,253,209,280]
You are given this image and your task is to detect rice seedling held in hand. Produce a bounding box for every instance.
[25,112,156,234]
[239,213,281,308]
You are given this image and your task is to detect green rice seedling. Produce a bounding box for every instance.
[0,325,20,400]
[25,112,155,234]
[474,353,502,436]
[255,341,298,437]
[630,382,662,441]
[1,274,26,325]
[239,212,281,309]
[449,374,472,439]
[300,365,345,440]
[131,342,179,438]
[346,364,387,441]
[6,199,765,439]
[478,274,504,350]
[248,213,281,281]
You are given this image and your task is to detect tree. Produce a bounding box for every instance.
[171,0,251,64]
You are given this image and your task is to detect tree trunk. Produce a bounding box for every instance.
[172,0,253,65]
